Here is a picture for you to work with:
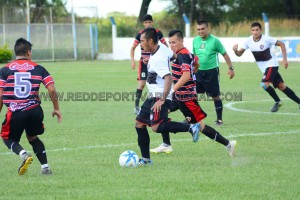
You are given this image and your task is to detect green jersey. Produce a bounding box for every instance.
[192,34,226,70]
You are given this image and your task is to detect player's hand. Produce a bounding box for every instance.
[233,44,238,52]
[282,59,288,69]
[151,99,165,112]
[143,58,149,65]
[52,110,62,123]
[131,61,136,70]
[228,69,235,79]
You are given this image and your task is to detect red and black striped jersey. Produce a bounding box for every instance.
[0,59,54,112]
[133,28,167,60]
[172,48,197,101]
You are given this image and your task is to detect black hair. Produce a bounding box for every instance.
[14,38,32,56]
[196,19,208,27]
[142,28,158,44]
[251,22,262,29]
[168,29,184,39]
[142,14,153,22]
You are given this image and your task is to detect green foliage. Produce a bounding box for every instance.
[0,46,13,63]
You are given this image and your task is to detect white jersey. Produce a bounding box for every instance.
[146,44,173,99]
[242,34,279,73]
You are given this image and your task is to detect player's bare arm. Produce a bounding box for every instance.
[47,83,62,123]
[223,52,235,79]
[130,44,138,70]
[233,44,245,56]
[275,40,288,69]
[173,71,190,92]
[151,74,172,112]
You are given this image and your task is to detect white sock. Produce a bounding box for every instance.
[19,149,26,158]
[226,143,231,149]
[41,164,49,169]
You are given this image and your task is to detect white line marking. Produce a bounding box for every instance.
[224,99,300,116]
[0,130,299,155]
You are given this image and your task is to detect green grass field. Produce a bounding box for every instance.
[0,61,299,200]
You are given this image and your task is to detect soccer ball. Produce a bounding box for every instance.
[119,150,139,167]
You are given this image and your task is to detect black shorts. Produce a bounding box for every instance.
[195,68,220,97]
[137,59,148,81]
[136,98,171,126]
[1,106,44,142]
[173,99,207,124]
[262,67,284,88]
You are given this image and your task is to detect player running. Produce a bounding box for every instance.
[0,38,62,175]
[233,22,300,112]
[151,30,237,156]
[130,14,168,114]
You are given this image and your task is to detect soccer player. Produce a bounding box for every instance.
[152,29,236,157]
[193,20,235,126]
[0,38,62,175]
[233,22,300,111]
[135,28,201,165]
[130,14,168,114]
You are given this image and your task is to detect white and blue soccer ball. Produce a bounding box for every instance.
[119,150,139,167]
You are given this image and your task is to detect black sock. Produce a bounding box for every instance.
[157,122,190,134]
[201,125,229,146]
[282,86,300,104]
[214,99,223,121]
[161,132,171,145]
[135,89,143,107]
[265,86,281,102]
[3,139,23,155]
[29,137,48,165]
[135,127,150,159]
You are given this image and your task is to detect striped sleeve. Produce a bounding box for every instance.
[0,68,7,88]
[41,67,54,87]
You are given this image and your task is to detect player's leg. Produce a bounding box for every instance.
[25,106,52,175]
[202,68,223,125]
[275,74,300,107]
[1,111,33,175]
[150,94,180,154]
[135,98,152,164]
[150,99,201,143]
[261,67,282,112]
[134,60,147,114]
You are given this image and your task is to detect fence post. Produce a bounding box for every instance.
[182,14,190,38]
[262,12,269,36]
[89,24,94,59]
[94,24,98,54]
[71,6,77,60]
[26,0,30,41]
[50,7,55,61]
[109,17,116,60]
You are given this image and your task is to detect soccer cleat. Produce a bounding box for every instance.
[215,120,223,126]
[41,167,53,175]
[190,123,200,143]
[226,140,237,157]
[134,107,140,114]
[18,153,33,175]
[270,101,282,112]
[150,144,173,154]
[139,159,153,166]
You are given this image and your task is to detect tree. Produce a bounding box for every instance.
[0,0,68,23]
[137,0,152,24]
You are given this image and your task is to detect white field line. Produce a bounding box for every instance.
[224,99,300,116]
[0,130,299,155]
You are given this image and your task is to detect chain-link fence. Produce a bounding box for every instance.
[0,6,98,61]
